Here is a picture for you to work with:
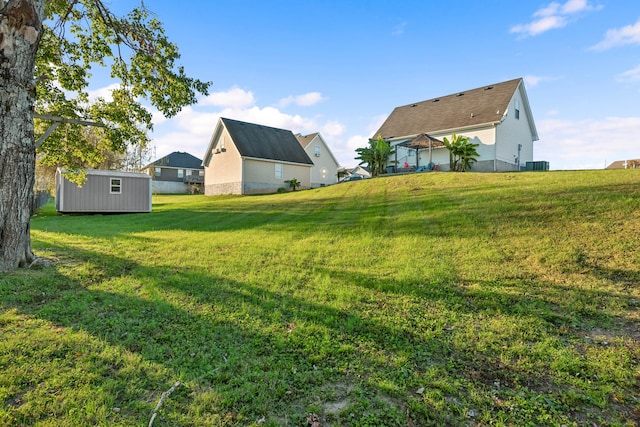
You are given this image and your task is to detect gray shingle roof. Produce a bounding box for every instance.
[148,151,204,169]
[374,78,523,139]
[222,118,313,165]
[606,159,640,169]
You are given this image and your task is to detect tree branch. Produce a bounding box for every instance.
[148,381,180,427]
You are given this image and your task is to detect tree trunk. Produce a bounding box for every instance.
[0,0,44,271]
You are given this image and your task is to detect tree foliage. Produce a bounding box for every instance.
[443,134,480,172]
[0,0,210,271]
[34,0,210,182]
[355,135,394,177]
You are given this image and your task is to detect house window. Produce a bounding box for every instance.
[198,170,204,176]
[515,100,520,120]
[177,169,184,179]
[155,167,161,177]
[314,145,321,157]
[275,163,283,179]
[110,178,122,194]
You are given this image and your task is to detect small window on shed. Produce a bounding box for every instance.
[110,178,122,194]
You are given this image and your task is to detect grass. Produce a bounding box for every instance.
[1,169,639,426]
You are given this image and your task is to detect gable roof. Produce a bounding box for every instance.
[219,118,313,165]
[295,132,320,148]
[146,151,203,170]
[295,132,342,167]
[374,78,536,140]
[606,159,640,169]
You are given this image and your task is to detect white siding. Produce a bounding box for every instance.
[303,134,340,187]
[496,89,536,170]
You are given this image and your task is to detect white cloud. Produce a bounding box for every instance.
[511,0,601,38]
[279,92,325,107]
[535,116,640,169]
[523,74,559,87]
[321,120,345,137]
[149,88,344,162]
[200,86,256,109]
[616,64,640,83]
[590,18,640,51]
[561,0,591,14]
[524,75,543,87]
[87,83,120,102]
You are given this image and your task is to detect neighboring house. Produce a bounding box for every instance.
[349,165,371,179]
[202,118,314,195]
[142,151,204,194]
[55,168,151,213]
[374,78,539,172]
[606,159,640,169]
[295,132,341,187]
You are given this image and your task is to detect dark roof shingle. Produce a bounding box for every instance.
[148,151,203,169]
[222,118,313,165]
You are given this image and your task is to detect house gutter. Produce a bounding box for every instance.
[241,156,313,167]
[384,121,501,143]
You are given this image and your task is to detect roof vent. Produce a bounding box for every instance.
[485,86,494,90]
[470,113,474,118]
[410,104,417,107]
[432,98,440,102]
[457,93,464,96]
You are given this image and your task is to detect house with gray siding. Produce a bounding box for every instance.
[55,168,151,213]
[142,151,204,194]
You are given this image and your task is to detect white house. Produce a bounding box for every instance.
[295,132,341,187]
[373,78,539,172]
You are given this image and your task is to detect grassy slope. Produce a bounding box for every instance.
[1,170,639,426]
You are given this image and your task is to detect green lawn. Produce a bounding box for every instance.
[1,170,639,426]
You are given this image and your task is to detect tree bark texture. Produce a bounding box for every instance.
[0,0,44,271]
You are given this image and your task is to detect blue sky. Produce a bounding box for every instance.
[104,1,640,170]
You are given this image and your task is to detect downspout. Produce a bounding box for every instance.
[493,124,498,172]
[241,157,245,195]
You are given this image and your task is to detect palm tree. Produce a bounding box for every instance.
[458,139,480,171]
[355,135,395,176]
[284,178,301,191]
[443,134,479,171]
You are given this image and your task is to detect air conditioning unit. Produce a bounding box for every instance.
[215,149,220,154]
[314,153,320,157]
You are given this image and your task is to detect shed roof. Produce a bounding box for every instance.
[60,168,151,179]
[398,133,445,149]
[221,118,314,165]
[374,78,527,139]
